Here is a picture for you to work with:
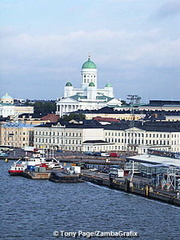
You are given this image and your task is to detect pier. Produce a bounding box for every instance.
[81,170,180,207]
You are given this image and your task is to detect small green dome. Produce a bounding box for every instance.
[89,82,95,87]
[65,82,73,87]
[1,93,13,100]
[105,83,112,87]
[82,56,97,69]
[1,93,14,104]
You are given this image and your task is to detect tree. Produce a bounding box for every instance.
[26,101,56,115]
[61,113,85,122]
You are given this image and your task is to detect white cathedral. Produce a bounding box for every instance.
[56,55,122,116]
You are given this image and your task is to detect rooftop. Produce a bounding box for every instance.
[126,154,180,168]
[3,122,35,128]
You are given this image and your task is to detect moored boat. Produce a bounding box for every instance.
[8,159,27,176]
[8,153,63,176]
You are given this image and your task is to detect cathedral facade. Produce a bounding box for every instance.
[56,56,122,116]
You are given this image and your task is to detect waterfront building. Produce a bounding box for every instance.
[34,121,180,153]
[0,93,34,118]
[104,122,180,153]
[56,56,122,116]
[1,122,35,148]
[34,121,112,151]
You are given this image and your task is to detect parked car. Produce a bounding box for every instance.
[100,152,110,157]
[109,152,120,157]
[93,152,101,156]
[84,151,94,156]
[56,149,63,152]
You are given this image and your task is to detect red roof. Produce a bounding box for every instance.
[41,114,59,122]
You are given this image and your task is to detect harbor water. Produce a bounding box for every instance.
[0,161,180,240]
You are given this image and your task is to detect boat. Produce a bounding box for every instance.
[43,158,63,169]
[8,159,28,176]
[0,151,9,157]
[8,153,63,176]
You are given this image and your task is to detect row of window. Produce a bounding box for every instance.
[3,137,27,141]
[84,74,96,78]
[105,132,171,138]
[2,141,27,147]
[35,131,82,137]
[3,131,27,135]
[106,138,171,145]
[35,138,82,145]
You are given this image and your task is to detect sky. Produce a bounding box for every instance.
[0,0,180,102]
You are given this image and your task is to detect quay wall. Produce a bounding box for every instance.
[81,173,180,207]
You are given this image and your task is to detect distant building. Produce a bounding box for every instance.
[0,93,34,118]
[74,106,180,122]
[17,113,58,125]
[56,55,122,116]
[138,100,180,112]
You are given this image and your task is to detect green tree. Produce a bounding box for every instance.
[61,113,85,121]
[26,101,56,115]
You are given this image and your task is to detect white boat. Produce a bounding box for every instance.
[8,153,63,176]
[44,158,63,169]
[8,159,29,176]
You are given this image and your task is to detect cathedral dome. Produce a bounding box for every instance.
[65,82,73,86]
[82,56,97,69]
[89,82,95,87]
[105,83,112,87]
[1,93,14,104]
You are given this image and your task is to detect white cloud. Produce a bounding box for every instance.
[1,27,180,63]
[0,26,179,100]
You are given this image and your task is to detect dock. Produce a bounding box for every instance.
[81,170,180,207]
[21,171,51,180]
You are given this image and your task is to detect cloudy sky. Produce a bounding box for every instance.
[0,0,180,102]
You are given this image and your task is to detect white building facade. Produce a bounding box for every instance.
[0,93,34,118]
[104,127,180,153]
[34,123,106,151]
[33,122,180,153]
[56,56,122,116]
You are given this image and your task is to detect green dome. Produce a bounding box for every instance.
[105,83,112,87]
[65,82,73,87]
[89,82,95,87]
[82,56,97,69]
[1,93,13,100]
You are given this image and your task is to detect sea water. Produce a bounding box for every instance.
[0,161,179,240]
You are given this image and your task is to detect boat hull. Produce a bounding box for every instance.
[8,170,24,176]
